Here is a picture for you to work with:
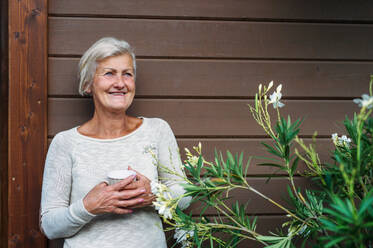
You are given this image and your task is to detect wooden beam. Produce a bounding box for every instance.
[8,0,47,247]
[1,0,9,247]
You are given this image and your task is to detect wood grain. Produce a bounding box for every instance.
[48,18,373,59]
[49,58,371,98]
[48,0,373,22]
[0,0,8,246]
[48,98,358,137]
[8,0,48,247]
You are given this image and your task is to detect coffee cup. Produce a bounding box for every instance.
[107,170,136,185]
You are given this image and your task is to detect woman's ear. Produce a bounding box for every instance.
[84,84,92,95]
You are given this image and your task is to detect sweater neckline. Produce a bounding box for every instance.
[73,117,146,142]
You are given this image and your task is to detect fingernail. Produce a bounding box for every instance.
[139,198,144,202]
[141,189,146,193]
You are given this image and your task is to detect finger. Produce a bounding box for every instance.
[110,175,136,191]
[117,188,146,200]
[128,167,146,180]
[113,208,133,215]
[123,180,142,190]
[100,181,109,187]
[128,196,156,209]
[117,198,144,208]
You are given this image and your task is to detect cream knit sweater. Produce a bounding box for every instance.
[40,118,186,248]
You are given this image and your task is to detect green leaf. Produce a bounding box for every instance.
[258,163,286,170]
[261,142,282,158]
[256,235,284,241]
[324,236,348,248]
[290,156,300,176]
[358,190,373,216]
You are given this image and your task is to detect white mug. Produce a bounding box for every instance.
[107,170,136,185]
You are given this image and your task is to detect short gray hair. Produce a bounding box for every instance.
[78,37,136,96]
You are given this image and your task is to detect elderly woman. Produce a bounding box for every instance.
[40,37,187,247]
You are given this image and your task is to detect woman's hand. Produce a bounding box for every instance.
[83,175,146,215]
[125,166,156,209]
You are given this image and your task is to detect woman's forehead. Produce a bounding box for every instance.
[97,54,133,69]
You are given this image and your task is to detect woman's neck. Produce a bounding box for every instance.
[78,110,142,139]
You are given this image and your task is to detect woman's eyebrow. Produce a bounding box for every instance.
[102,67,133,71]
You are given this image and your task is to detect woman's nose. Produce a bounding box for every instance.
[113,75,126,88]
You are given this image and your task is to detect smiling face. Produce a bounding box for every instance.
[88,54,135,114]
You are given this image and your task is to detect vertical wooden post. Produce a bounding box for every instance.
[7,0,48,247]
[1,0,9,247]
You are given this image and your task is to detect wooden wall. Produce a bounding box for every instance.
[3,0,48,247]
[1,0,9,246]
[47,1,373,247]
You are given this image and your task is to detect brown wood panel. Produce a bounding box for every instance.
[8,0,48,247]
[48,0,373,22]
[48,98,358,137]
[49,58,372,98]
[187,177,312,215]
[48,18,373,59]
[0,0,8,245]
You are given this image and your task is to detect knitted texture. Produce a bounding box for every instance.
[41,118,186,248]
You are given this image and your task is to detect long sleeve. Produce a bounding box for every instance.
[157,120,191,209]
[40,133,95,239]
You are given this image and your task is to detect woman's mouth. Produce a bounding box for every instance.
[109,92,127,96]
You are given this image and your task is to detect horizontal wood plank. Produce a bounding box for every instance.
[49,58,371,97]
[49,18,373,59]
[49,0,373,22]
[48,98,358,136]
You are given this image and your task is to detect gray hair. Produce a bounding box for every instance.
[78,37,136,96]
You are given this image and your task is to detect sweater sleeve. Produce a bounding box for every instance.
[40,133,96,240]
[157,120,191,210]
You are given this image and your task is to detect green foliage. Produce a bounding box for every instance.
[157,80,373,248]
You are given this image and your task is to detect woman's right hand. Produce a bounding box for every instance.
[83,175,146,215]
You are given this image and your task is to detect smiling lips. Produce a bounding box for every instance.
[109,92,127,96]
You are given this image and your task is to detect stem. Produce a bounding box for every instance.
[205,223,267,245]
[276,106,281,123]
[212,205,268,246]
[236,182,308,225]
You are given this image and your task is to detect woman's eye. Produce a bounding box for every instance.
[124,72,133,77]
[104,72,114,76]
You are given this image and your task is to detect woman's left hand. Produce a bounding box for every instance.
[125,166,156,208]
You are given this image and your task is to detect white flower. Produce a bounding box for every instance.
[340,135,351,144]
[154,203,173,219]
[150,181,160,195]
[174,227,194,248]
[331,133,338,144]
[353,94,373,109]
[331,133,352,148]
[268,80,273,90]
[151,181,174,219]
[268,84,285,108]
